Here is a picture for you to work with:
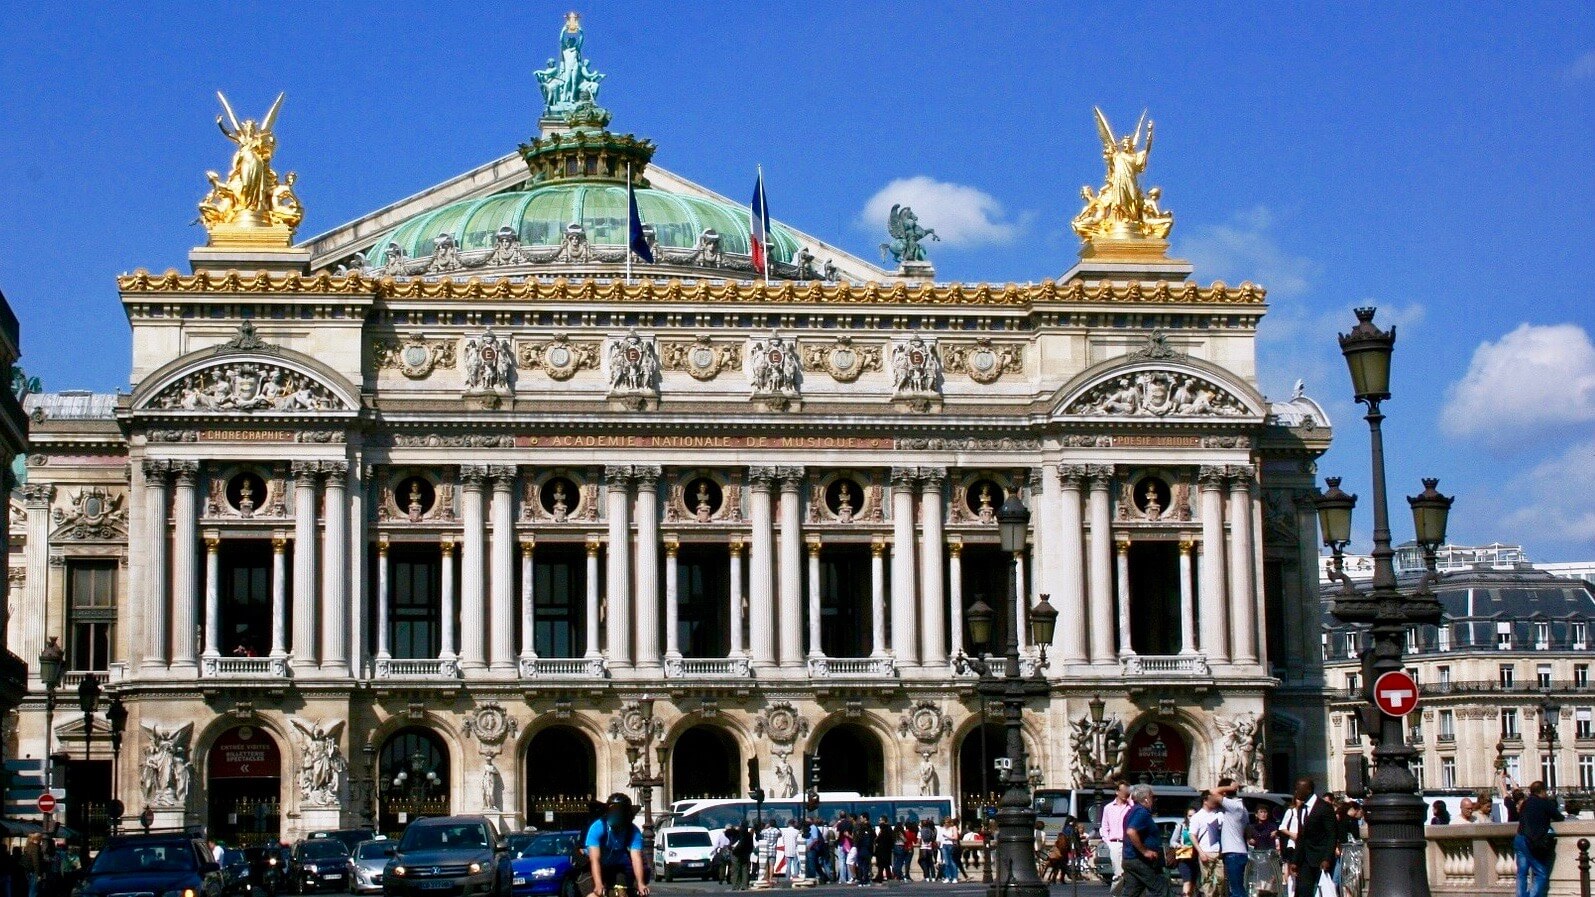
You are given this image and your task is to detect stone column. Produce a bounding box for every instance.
[1039,463,1064,624]
[291,462,318,669]
[1178,537,1197,656]
[1085,465,1115,665]
[634,466,663,670]
[346,463,365,679]
[170,462,201,672]
[890,467,919,664]
[919,468,947,666]
[375,537,391,659]
[203,533,221,660]
[604,466,633,666]
[747,467,777,669]
[870,538,888,658]
[320,463,348,672]
[1197,466,1229,663]
[947,538,964,658]
[1057,466,1089,664]
[520,539,536,664]
[1227,465,1258,665]
[20,484,53,677]
[270,532,288,658]
[1115,537,1132,658]
[489,466,517,674]
[664,538,681,660]
[728,538,745,657]
[584,536,602,659]
[136,468,165,670]
[778,467,804,668]
[440,538,457,660]
[806,537,822,659]
[459,465,488,673]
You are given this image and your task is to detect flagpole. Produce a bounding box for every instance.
[757,163,769,286]
[626,161,634,283]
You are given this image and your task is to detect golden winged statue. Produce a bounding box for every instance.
[198,91,303,238]
[1071,106,1173,242]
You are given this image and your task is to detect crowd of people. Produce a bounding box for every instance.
[710,814,993,889]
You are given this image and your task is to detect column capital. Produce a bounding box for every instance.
[777,466,805,491]
[806,536,822,557]
[632,465,663,485]
[290,459,320,480]
[918,466,947,490]
[139,460,171,486]
[1178,535,1196,554]
[172,461,201,486]
[460,464,490,489]
[377,535,390,557]
[20,483,55,507]
[320,461,348,488]
[748,466,778,490]
[1085,464,1115,490]
[1226,464,1256,488]
[1197,465,1229,490]
[870,537,887,558]
[1057,464,1089,489]
[603,464,634,487]
[585,535,603,557]
[520,537,536,556]
[1115,535,1131,556]
[947,536,963,558]
[441,537,456,557]
[272,531,289,552]
[890,466,919,491]
[204,533,221,552]
[664,536,680,558]
[488,464,518,489]
[728,536,744,558]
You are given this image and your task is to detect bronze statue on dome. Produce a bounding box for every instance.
[1071,106,1173,241]
[536,12,606,118]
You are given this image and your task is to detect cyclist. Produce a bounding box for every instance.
[585,793,650,897]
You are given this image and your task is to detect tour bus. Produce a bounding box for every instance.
[665,793,956,831]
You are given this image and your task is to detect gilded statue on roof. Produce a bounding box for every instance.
[535,12,606,118]
[198,92,302,237]
[1071,107,1173,242]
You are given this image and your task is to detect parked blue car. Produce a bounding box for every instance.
[506,831,580,897]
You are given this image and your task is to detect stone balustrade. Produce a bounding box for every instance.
[1427,820,1595,897]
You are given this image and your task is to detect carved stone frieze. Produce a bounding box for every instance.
[147,362,343,412]
[519,333,601,381]
[660,336,737,381]
[941,338,1023,384]
[51,488,127,541]
[372,333,457,379]
[895,436,1042,451]
[1067,371,1248,417]
[747,334,801,403]
[390,433,516,448]
[753,701,811,748]
[606,331,660,407]
[463,703,519,759]
[891,334,943,396]
[898,701,953,751]
[290,718,347,807]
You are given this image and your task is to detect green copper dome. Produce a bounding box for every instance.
[367,182,801,268]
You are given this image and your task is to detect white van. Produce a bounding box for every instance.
[653,826,716,881]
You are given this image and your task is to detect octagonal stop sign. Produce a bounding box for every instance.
[1373,670,1420,717]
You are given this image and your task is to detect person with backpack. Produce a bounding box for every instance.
[730,823,754,891]
[583,793,648,897]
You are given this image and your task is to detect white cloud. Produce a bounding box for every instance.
[1501,438,1595,546]
[1440,323,1595,442]
[1569,50,1595,79]
[859,176,1022,248]
[1179,206,1320,299]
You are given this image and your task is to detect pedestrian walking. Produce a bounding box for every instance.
[1213,778,1250,897]
[937,818,961,883]
[917,820,936,881]
[1292,778,1338,897]
[1122,784,1172,897]
[1101,781,1132,897]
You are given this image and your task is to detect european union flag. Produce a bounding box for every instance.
[628,177,654,265]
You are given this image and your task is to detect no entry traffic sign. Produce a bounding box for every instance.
[1374,670,1420,717]
[36,792,55,814]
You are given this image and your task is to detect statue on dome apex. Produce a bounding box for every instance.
[535,12,607,118]
[1071,106,1173,242]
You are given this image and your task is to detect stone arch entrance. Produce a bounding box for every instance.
[670,725,740,801]
[206,724,282,846]
[955,722,1004,821]
[377,727,450,836]
[814,723,884,794]
[524,726,596,830]
[1122,719,1192,786]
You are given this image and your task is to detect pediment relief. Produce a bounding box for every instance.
[1062,368,1255,418]
[140,359,350,413]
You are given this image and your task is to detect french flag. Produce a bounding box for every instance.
[750,167,771,277]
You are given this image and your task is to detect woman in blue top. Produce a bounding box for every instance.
[585,793,649,897]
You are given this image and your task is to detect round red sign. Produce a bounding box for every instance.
[1373,670,1420,717]
[36,793,56,814]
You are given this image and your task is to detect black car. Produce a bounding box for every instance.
[244,845,291,896]
[220,848,253,896]
[290,839,353,893]
[307,830,378,855]
[383,816,509,897]
[78,834,225,897]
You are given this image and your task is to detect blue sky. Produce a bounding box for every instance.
[1,2,1592,558]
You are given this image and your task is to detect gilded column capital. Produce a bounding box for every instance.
[1084,464,1115,490]
[488,464,518,490]
[870,538,886,559]
[728,537,744,558]
[376,536,390,557]
[140,460,172,485]
[806,536,822,558]
[603,464,634,488]
[918,466,947,490]
[20,483,55,507]
[204,533,221,552]
[585,536,602,557]
[947,538,963,559]
[172,461,201,487]
[1057,464,1088,490]
[272,531,289,552]
[1178,535,1195,554]
[441,537,456,557]
[890,466,919,491]
[632,465,663,486]
[1115,535,1131,556]
[520,537,536,556]
[459,464,490,489]
[748,466,779,490]
[777,466,805,491]
[1197,465,1229,490]
[664,536,680,559]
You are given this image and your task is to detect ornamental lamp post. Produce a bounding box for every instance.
[106,694,127,833]
[77,672,101,867]
[625,698,665,859]
[1539,694,1560,791]
[953,494,1052,897]
[38,637,65,826]
[1323,306,1455,897]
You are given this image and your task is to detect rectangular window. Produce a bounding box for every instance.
[1346,673,1360,697]
[1406,629,1420,653]
[1581,755,1595,790]
[1541,756,1558,789]
[1346,712,1361,743]
[1578,664,1591,689]
[1343,632,1358,657]
[1503,708,1520,739]
[1410,759,1425,790]
[1576,623,1589,651]
[391,551,441,660]
[67,560,117,671]
[1408,719,1423,744]
[1438,665,1452,689]
[1407,666,1420,684]
[1506,756,1521,780]
[1442,757,1457,789]
[1437,625,1452,652]
[1440,709,1455,740]
[1577,708,1592,739]
[1498,622,1514,650]
[1500,665,1516,688]
[1536,622,1551,650]
[1538,664,1554,690]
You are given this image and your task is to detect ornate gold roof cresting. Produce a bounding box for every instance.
[197,91,303,249]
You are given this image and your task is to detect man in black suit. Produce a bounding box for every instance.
[1293,778,1339,897]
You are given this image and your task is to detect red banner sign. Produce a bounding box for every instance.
[208,726,281,779]
[1124,722,1190,786]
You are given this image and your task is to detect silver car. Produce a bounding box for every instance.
[350,840,396,895]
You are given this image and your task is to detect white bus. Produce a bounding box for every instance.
[666,793,956,831]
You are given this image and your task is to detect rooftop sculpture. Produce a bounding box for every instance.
[198,92,302,246]
[1071,106,1173,243]
[534,12,607,120]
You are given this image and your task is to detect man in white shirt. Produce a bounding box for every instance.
[1190,791,1225,897]
[779,818,802,881]
[1213,779,1250,897]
